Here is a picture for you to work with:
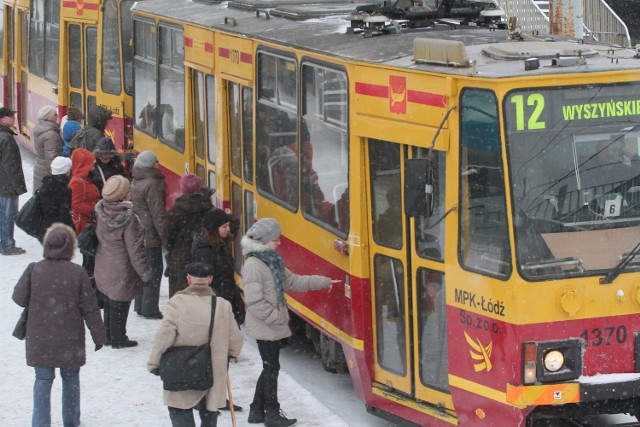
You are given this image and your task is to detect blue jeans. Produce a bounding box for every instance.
[33,367,81,427]
[0,195,18,253]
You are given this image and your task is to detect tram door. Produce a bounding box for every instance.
[368,139,453,411]
[3,6,14,110]
[66,23,98,118]
[190,69,214,183]
[225,80,255,271]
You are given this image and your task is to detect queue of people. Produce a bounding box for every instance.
[6,105,339,427]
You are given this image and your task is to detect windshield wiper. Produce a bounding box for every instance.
[600,238,640,284]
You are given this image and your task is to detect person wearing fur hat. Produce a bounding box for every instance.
[95,175,153,348]
[164,173,213,297]
[61,105,83,157]
[69,105,112,153]
[192,207,245,328]
[131,150,167,319]
[91,137,126,194]
[12,223,107,427]
[147,262,243,427]
[241,218,339,427]
[32,105,62,192]
[36,156,74,242]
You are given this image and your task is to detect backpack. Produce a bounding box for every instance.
[68,127,90,152]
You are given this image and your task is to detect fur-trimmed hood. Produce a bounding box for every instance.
[43,223,77,260]
[241,234,271,256]
[95,200,134,228]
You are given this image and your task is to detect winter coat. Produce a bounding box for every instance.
[241,238,331,341]
[36,174,74,240]
[131,165,167,248]
[12,224,107,367]
[147,285,243,411]
[192,234,246,326]
[32,119,62,192]
[70,149,100,235]
[0,124,27,197]
[164,193,212,295]
[62,120,82,157]
[94,200,153,301]
[92,160,127,195]
[69,106,111,153]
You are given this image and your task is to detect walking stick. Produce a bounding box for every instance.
[227,373,237,427]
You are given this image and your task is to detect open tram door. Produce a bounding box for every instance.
[2,3,29,136]
[366,139,455,422]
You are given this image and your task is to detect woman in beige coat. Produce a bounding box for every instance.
[241,218,339,427]
[147,262,243,427]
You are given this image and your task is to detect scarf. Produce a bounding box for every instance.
[249,250,286,306]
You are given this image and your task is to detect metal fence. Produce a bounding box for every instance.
[492,0,631,47]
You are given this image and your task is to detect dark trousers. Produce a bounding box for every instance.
[135,246,163,316]
[252,340,281,411]
[103,298,132,345]
[168,397,218,427]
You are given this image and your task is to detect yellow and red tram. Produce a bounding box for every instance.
[0,0,134,152]
[130,0,640,425]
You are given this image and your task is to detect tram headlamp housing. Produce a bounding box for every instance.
[522,339,583,384]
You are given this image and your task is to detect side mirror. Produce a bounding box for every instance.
[404,158,434,218]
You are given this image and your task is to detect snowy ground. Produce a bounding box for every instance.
[0,146,357,427]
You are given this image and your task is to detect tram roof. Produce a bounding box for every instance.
[132,0,640,78]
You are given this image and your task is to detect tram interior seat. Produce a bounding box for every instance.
[268,148,297,205]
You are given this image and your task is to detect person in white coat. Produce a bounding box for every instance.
[147,262,243,427]
[241,218,339,427]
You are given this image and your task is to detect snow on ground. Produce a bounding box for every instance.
[0,146,352,426]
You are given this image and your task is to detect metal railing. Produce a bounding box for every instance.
[492,0,631,47]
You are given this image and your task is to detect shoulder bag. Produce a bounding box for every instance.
[15,195,43,238]
[77,222,98,257]
[13,263,36,340]
[159,296,216,391]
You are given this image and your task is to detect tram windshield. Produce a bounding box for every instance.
[505,83,640,280]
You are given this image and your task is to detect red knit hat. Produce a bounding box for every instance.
[180,173,202,194]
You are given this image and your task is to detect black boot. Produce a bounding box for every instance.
[248,404,265,424]
[264,409,297,427]
[219,399,243,412]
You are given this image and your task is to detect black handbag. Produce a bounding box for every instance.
[77,223,98,257]
[159,296,216,391]
[15,195,43,238]
[13,263,36,340]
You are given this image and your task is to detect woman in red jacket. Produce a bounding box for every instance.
[70,148,101,299]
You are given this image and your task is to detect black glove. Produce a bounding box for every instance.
[95,344,103,352]
[150,368,160,376]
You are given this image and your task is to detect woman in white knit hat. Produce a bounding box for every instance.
[35,156,74,242]
[241,218,340,427]
[32,106,62,192]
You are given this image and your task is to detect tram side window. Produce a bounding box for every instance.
[86,27,97,91]
[256,51,298,209]
[417,269,449,392]
[101,0,122,95]
[370,139,402,249]
[414,147,445,261]
[301,63,349,236]
[459,89,511,278]
[158,26,184,150]
[121,1,134,96]
[29,0,59,83]
[242,88,254,184]
[0,8,4,59]
[228,82,242,178]
[134,19,157,137]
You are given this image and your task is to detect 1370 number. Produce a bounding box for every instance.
[580,325,627,347]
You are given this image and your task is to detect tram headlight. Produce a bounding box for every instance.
[543,350,564,372]
[522,339,583,384]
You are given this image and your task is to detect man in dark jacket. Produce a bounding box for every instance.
[0,106,28,255]
[69,105,112,153]
[131,150,167,319]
